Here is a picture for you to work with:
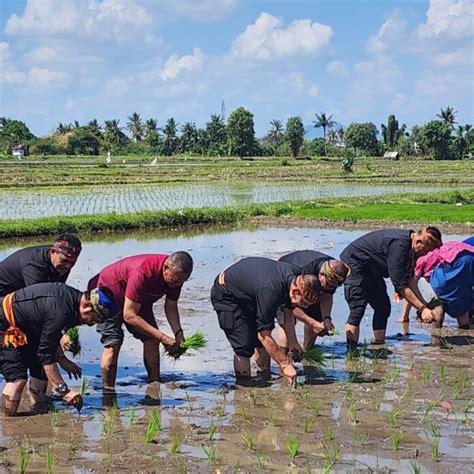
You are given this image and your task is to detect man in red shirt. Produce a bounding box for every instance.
[88,252,193,390]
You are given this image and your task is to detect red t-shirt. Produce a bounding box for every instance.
[88,254,182,319]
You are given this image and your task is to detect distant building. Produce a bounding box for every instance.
[384,151,399,160]
[12,145,28,158]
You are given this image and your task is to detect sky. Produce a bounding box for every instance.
[0,0,473,138]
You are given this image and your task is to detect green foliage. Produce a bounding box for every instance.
[227,107,256,158]
[342,149,355,173]
[169,433,185,454]
[0,118,35,153]
[66,327,81,356]
[18,446,30,474]
[284,116,305,159]
[286,435,300,459]
[345,122,379,155]
[419,120,453,160]
[144,409,161,443]
[310,138,326,156]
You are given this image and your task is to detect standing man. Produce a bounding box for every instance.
[0,282,116,416]
[0,234,82,295]
[211,257,322,383]
[88,252,193,390]
[277,250,351,351]
[340,227,442,351]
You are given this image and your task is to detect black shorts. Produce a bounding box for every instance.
[211,278,262,358]
[0,337,46,382]
[96,304,157,347]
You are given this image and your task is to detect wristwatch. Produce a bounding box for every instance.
[56,382,70,397]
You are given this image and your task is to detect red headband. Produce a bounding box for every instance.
[51,240,81,258]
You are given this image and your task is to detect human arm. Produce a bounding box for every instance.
[164,297,184,344]
[43,363,82,409]
[292,307,326,335]
[281,307,303,357]
[320,293,335,334]
[257,330,296,383]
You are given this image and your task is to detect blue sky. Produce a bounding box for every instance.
[1,0,472,138]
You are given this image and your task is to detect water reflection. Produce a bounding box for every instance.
[0,182,444,219]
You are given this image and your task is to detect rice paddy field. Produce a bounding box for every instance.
[0,226,472,473]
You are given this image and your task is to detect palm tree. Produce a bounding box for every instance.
[266,119,284,148]
[179,122,199,153]
[161,118,178,156]
[127,112,143,142]
[86,119,102,137]
[104,119,127,148]
[436,106,457,127]
[313,112,335,142]
[326,129,337,145]
[336,126,345,144]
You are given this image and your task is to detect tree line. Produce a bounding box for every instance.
[0,106,472,160]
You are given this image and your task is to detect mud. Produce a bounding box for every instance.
[0,226,472,473]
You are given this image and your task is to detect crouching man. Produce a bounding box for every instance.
[0,282,115,416]
[211,257,321,384]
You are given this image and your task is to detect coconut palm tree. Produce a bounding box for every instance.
[104,119,127,149]
[266,119,284,149]
[313,112,335,142]
[436,106,457,127]
[127,112,143,142]
[86,119,102,137]
[179,122,199,153]
[161,118,178,155]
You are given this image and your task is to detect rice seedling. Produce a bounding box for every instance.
[461,398,473,415]
[50,406,60,427]
[323,426,334,441]
[400,381,413,401]
[304,417,315,433]
[410,461,422,474]
[439,365,448,385]
[66,327,81,356]
[67,438,77,461]
[103,416,113,438]
[384,366,401,385]
[429,436,440,460]
[46,446,54,474]
[430,422,441,438]
[256,454,267,471]
[202,444,216,463]
[353,430,370,446]
[348,400,357,424]
[18,446,30,474]
[319,441,342,471]
[457,370,470,391]
[422,364,431,386]
[241,406,249,423]
[216,404,225,418]
[249,389,257,407]
[171,331,207,359]
[171,455,188,474]
[184,390,193,412]
[241,431,255,450]
[286,434,300,460]
[80,376,90,396]
[309,400,321,417]
[388,407,404,428]
[169,433,185,454]
[208,422,218,441]
[269,408,277,427]
[390,431,404,451]
[128,406,137,427]
[109,398,119,418]
[301,346,326,367]
[374,393,384,411]
[144,409,161,444]
[450,384,460,400]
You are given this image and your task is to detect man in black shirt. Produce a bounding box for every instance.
[340,227,442,349]
[0,234,82,296]
[0,282,116,416]
[210,257,322,383]
[278,250,351,351]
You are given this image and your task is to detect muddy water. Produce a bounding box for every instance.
[0,226,472,473]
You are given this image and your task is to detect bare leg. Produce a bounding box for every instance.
[372,329,386,344]
[396,301,412,323]
[254,347,270,372]
[346,323,359,345]
[303,324,317,352]
[2,379,27,416]
[432,306,445,329]
[101,345,121,390]
[233,354,251,379]
[278,326,288,352]
[143,339,160,382]
[28,377,48,405]
[457,311,470,329]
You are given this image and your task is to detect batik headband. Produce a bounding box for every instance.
[320,260,351,285]
[296,275,321,305]
[90,288,116,320]
[51,240,81,258]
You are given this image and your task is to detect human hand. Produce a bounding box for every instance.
[63,390,83,411]
[311,320,326,336]
[59,356,82,380]
[280,361,297,384]
[287,343,303,363]
[60,333,73,352]
[420,308,434,324]
[323,317,335,335]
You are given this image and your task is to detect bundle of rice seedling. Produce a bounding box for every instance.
[66,327,81,356]
[301,346,326,367]
[169,331,207,359]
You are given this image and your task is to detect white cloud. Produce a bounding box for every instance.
[0,42,10,63]
[326,60,350,77]
[5,0,151,41]
[231,12,333,61]
[430,48,471,66]
[105,78,129,95]
[366,13,407,53]
[165,0,238,21]
[160,48,206,81]
[417,0,473,39]
[24,46,58,63]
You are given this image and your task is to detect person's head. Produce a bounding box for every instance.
[289,274,322,308]
[78,287,116,326]
[318,259,351,290]
[163,251,193,288]
[412,226,442,258]
[50,234,82,274]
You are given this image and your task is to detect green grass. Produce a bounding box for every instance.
[66,327,81,356]
[0,188,472,238]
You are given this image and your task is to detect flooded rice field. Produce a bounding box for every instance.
[0,183,442,220]
[0,225,472,473]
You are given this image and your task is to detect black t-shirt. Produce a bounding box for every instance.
[340,229,413,293]
[223,257,300,332]
[0,283,81,366]
[0,246,70,296]
[279,250,336,295]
